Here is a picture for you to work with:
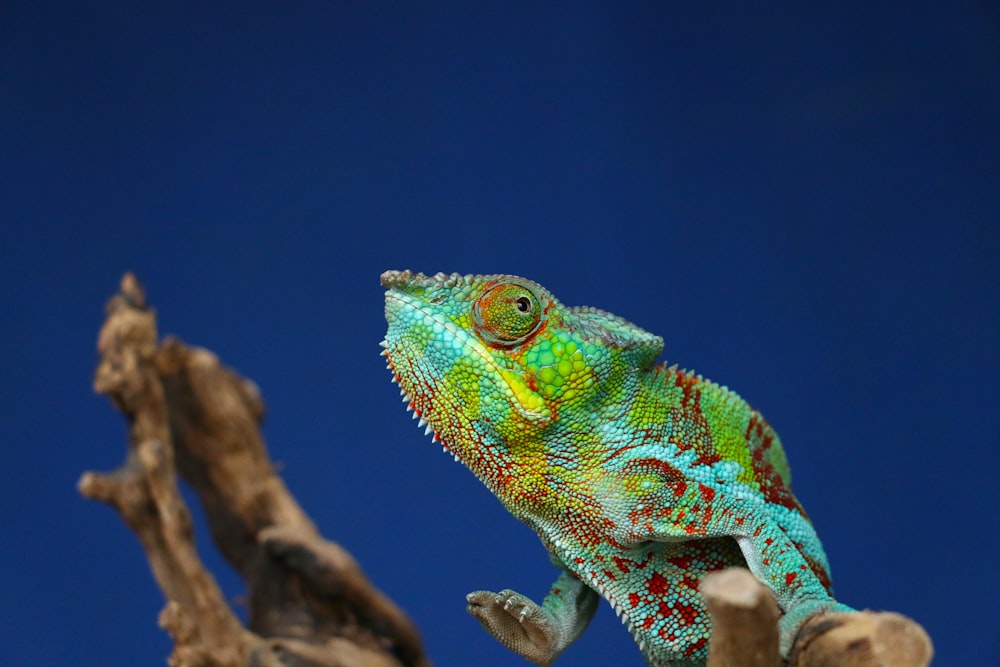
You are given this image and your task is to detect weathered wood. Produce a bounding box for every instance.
[703,567,933,667]
[81,273,429,667]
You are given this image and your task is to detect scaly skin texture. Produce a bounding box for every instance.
[381,271,852,666]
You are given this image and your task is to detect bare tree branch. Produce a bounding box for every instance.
[81,273,429,667]
[703,567,933,667]
[703,568,780,667]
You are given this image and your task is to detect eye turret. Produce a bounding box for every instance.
[473,281,544,346]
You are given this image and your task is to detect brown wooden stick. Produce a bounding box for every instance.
[791,609,934,667]
[703,566,933,667]
[703,568,780,667]
[80,274,254,666]
[81,273,429,667]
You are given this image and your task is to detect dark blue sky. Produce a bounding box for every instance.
[2,3,998,665]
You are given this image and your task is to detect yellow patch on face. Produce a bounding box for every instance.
[451,312,474,329]
[498,367,550,421]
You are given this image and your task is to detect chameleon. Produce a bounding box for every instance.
[380,270,852,666]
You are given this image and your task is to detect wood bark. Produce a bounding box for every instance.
[81,274,933,667]
[81,273,428,667]
[702,568,933,667]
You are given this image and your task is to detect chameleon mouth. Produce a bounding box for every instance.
[380,338,463,465]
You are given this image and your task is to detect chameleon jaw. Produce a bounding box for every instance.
[381,339,462,464]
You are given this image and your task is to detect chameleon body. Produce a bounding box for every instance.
[381,270,851,666]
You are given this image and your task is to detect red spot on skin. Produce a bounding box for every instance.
[745,412,809,515]
[658,627,678,641]
[697,452,722,466]
[675,603,699,626]
[603,569,617,582]
[765,537,774,545]
[673,481,688,498]
[629,592,641,608]
[573,557,584,564]
[785,572,798,587]
[674,372,699,406]
[668,554,694,570]
[698,483,715,504]
[614,552,656,577]
[627,505,655,529]
[643,616,655,630]
[613,556,632,574]
[647,572,670,595]
[802,551,835,594]
[685,637,708,658]
[627,458,685,484]
[680,574,699,591]
[664,369,724,467]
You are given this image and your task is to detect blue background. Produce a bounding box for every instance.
[2,3,998,665]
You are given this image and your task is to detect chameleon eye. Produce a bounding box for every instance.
[473,282,543,346]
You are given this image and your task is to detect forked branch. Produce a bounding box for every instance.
[81,273,428,667]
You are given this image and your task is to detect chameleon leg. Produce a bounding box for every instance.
[734,520,854,655]
[466,568,599,666]
[636,484,853,656]
[737,522,854,655]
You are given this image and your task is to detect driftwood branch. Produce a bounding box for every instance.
[81,273,932,667]
[80,273,428,667]
[702,568,933,667]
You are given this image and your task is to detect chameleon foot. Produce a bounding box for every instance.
[779,600,856,656]
[467,589,567,666]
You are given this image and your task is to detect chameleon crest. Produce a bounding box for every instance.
[382,270,851,666]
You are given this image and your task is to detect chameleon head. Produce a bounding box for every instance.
[381,270,665,491]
